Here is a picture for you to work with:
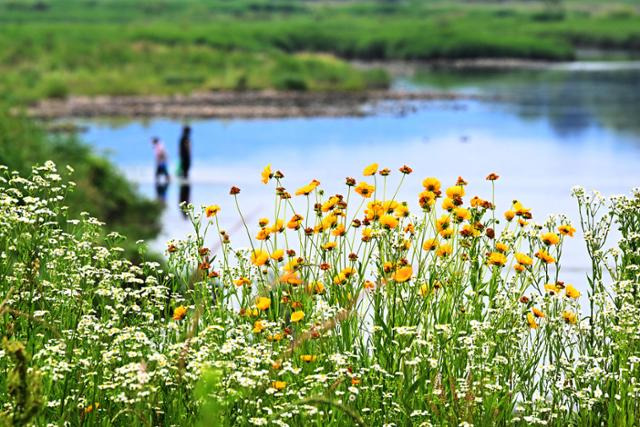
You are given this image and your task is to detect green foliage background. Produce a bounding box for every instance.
[1,0,639,102]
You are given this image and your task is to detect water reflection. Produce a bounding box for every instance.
[179,181,191,219]
[155,181,169,203]
[403,64,640,138]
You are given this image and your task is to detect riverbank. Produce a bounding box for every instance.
[2,1,639,105]
[25,90,488,119]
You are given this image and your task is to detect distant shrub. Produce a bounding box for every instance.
[274,74,308,91]
[42,79,68,99]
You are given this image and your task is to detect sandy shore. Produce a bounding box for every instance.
[26,90,487,119]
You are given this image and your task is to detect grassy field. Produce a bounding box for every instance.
[1,0,639,102]
[1,163,639,425]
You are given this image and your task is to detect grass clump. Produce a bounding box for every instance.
[1,161,639,425]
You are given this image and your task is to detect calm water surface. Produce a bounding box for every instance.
[80,63,640,290]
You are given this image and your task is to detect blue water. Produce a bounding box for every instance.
[79,63,640,289]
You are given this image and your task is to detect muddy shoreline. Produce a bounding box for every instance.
[26,90,488,120]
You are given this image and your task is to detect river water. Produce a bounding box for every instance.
[79,62,640,290]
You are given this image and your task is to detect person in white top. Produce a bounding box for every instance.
[151,137,170,184]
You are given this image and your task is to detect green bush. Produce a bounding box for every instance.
[42,78,68,99]
[274,74,308,91]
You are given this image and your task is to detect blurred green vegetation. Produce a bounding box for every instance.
[0,111,163,261]
[1,0,639,102]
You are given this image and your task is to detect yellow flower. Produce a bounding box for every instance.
[379,214,398,229]
[332,223,346,237]
[436,215,450,232]
[205,204,220,218]
[308,281,325,294]
[515,252,533,266]
[460,224,480,238]
[512,201,532,218]
[418,190,436,210]
[565,284,581,299]
[284,258,301,272]
[295,179,320,196]
[495,242,509,253]
[258,217,270,227]
[268,219,285,234]
[172,305,187,321]
[392,265,413,283]
[300,354,317,363]
[422,177,441,193]
[321,214,338,231]
[268,333,283,342]
[526,312,538,329]
[382,262,393,273]
[446,185,465,199]
[287,214,304,230]
[558,224,576,237]
[291,310,305,323]
[423,238,438,251]
[361,227,373,242]
[514,264,525,273]
[84,402,100,414]
[532,307,545,318]
[256,297,271,311]
[253,320,264,334]
[436,243,452,257]
[321,241,337,251]
[256,228,271,241]
[363,280,375,290]
[394,204,409,218]
[420,284,429,297]
[321,196,339,212]
[261,164,272,184]
[562,310,577,325]
[280,271,302,286]
[535,250,556,264]
[541,232,560,246]
[272,380,287,390]
[439,228,454,239]
[354,181,375,198]
[234,277,251,287]
[271,249,285,262]
[251,249,269,266]
[544,283,560,295]
[504,210,515,221]
[363,163,378,176]
[442,197,455,212]
[333,267,356,285]
[488,252,507,267]
[453,207,470,222]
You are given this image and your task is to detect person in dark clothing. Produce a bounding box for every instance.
[178,125,192,179]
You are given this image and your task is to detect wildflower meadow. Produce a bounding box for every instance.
[1,161,639,426]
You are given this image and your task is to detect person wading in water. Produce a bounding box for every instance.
[152,137,170,184]
[178,125,192,180]
[152,136,170,202]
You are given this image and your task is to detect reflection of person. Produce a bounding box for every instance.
[152,137,170,184]
[155,181,168,203]
[179,182,190,219]
[178,125,192,179]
